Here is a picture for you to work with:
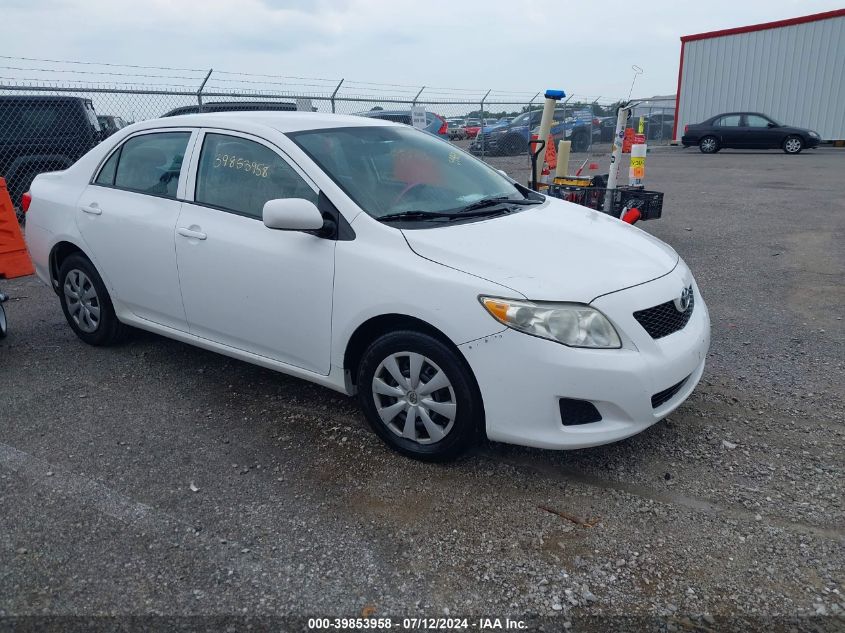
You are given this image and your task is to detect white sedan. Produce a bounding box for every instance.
[24,112,710,461]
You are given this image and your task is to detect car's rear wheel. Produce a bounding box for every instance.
[0,301,7,339]
[357,331,482,461]
[699,136,719,153]
[58,253,127,346]
[783,135,803,154]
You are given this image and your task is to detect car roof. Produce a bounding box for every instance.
[126,111,397,134]
[709,112,769,118]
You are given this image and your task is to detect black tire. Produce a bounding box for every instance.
[783,135,803,154]
[0,302,7,339]
[699,135,719,154]
[571,132,589,152]
[357,330,483,462]
[500,134,527,156]
[58,253,128,346]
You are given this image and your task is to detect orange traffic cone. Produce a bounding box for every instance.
[544,134,557,172]
[0,178,35,279]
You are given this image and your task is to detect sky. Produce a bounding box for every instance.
[3,0,844,104]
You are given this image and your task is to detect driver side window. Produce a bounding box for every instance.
[745,115,771,128]
[194,133,317,219]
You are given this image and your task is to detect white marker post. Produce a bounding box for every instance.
[533,90,565,186]
[603,104,630,215]
[629,143,647,187]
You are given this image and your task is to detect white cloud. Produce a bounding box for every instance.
[2,0,843,102]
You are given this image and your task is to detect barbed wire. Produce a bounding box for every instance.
[0,55,543,100]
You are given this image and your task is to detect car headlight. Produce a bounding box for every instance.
[480,297,621,348]
[809,131,820,138]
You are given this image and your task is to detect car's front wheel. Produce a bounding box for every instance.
[699,136,719,153]
[357,331,482,461]
[571,132,589,152]
[500,134,527,156]
[58,253,127,346]
[783,135,803,154]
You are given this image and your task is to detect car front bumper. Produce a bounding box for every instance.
[459,264,710,450]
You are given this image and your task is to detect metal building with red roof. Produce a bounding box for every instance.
[673,9,845,141]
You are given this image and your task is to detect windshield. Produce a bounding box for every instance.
[289,125,527,219]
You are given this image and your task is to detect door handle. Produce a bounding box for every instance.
[177,227,207,240]
[82,203,102,215]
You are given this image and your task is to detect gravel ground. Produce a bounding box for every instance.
[0,146,843,632]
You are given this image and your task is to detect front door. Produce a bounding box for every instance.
[174,130,335,375]
[742,114,783,149]
[76,130,194,331]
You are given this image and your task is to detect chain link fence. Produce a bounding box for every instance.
[0,57,675,219]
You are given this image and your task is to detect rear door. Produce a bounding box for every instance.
[714,114,744,147]
[76,129,195,331]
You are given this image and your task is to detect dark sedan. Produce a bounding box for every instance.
[682,112,821,154]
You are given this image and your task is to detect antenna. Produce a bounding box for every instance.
[627,65,644,101]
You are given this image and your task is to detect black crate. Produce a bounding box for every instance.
[611,187,663,220]
[545,184,663,221]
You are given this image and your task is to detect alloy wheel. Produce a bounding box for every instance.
[784,138,802,153]
[700,137,717,153]
[371,351,457,444]
[64,269,101,333]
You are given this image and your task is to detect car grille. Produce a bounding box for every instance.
[651,375,690,409]
[633,289,694,339]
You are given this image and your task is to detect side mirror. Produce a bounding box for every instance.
[767,122,778,128]
[262,198,324,231]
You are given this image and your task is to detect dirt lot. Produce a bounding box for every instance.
[1,146,843,632]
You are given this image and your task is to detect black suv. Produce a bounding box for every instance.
[0,96,103,215]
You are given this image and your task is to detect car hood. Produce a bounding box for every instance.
[402,198,679,302]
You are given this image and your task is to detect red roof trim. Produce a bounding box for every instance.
[672,40,685,140]
[681,8,845,42]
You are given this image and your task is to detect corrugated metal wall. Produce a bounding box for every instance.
[677,15,845,140]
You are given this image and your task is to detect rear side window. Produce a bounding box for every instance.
[194,133,317,219]
[112,132,190,198]
[95,149,120,185]
[0,101,76,141]
[715,115,741,127]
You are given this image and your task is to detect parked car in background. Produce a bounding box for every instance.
[359,109,448,138]
[471,109,596,156]
[24,112,709,461]
[463,119,482,139]
[0,95,103,218]
[632,112,674,141]
[162,101,297,117]
[97,115,128,139]
[446,119,466,141]
[681,112,820,154]
[497,117,513,125]
[598,116,616,143]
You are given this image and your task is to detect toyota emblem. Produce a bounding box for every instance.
[674,287,692,313]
